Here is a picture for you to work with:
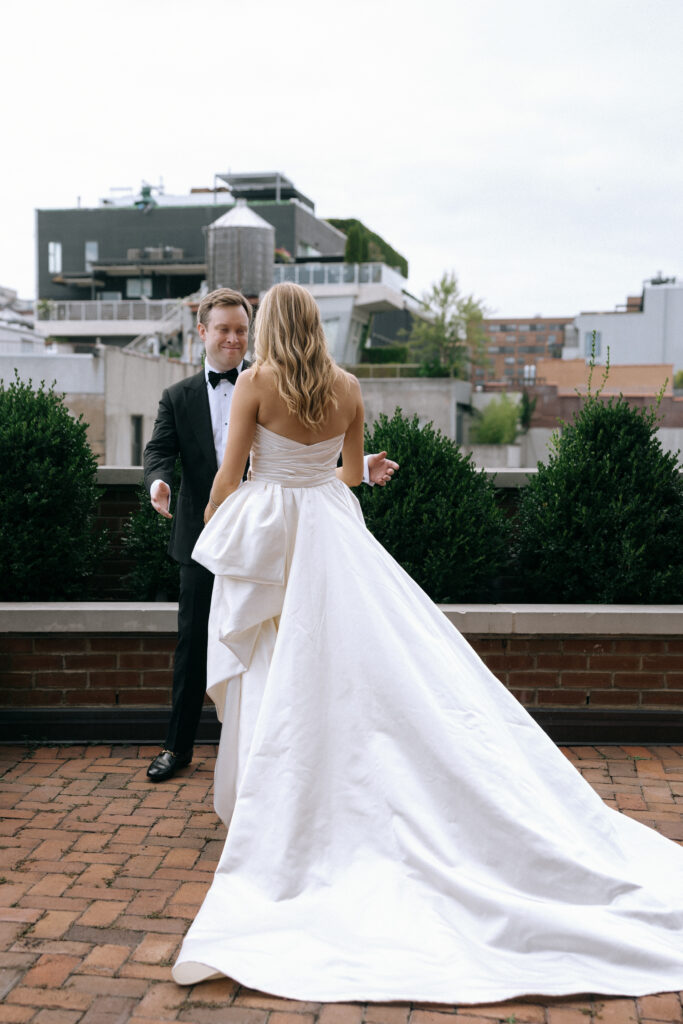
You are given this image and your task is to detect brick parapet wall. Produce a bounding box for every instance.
[94,482,141,599]
[2,632,682,712]
[474,636,683,709]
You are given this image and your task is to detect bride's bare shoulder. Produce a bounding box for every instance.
[334,367,361,394]
[241,364,273,390]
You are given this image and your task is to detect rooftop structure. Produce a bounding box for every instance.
[564,275,683,373]
[34,173,414,365]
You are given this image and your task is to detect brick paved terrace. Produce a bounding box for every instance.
[0,743,682,1024]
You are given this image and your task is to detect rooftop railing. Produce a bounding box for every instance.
[37,299,181,322]
[272,262,407,291]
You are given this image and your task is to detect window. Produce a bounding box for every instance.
[585,330,601,357]
[127,277,153,298]
[504,357,515,365]
[487,345,500,354]
[487,324,500,332]
[48,242,62,274]
[131,416,143,465]
[85,241,99,271]
[518,324,529,332]
[547,334,556,344]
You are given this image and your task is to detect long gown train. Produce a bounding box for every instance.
[172,424,683,1003]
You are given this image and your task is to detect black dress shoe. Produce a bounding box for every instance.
[146,748,192,782]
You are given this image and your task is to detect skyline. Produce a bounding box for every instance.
[2,0,681,318]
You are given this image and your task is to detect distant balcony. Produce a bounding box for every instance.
[37,299,180,323]
[272,262,407,292]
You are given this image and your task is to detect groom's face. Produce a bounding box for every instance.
[199,303,250,372]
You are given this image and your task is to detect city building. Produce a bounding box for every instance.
[473,316,576,390]
[563,275,683,373]
[34,172,415,365]
[0,286,43,355]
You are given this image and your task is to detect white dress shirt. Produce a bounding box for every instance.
[205,359,243,466]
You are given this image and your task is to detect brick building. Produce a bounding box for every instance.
[473,316,576,389]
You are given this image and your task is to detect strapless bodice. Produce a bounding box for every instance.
[249,423,343,487]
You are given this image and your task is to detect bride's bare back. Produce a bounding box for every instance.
[206,363,365,519]
[251,364,361,445]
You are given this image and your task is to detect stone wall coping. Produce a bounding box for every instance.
[96,465,538,489]
[98,466,144,485]
[1,602,681,635]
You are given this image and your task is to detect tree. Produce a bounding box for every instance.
[405,271,487,378]
[518,390,537,433]
[469,395,519,444]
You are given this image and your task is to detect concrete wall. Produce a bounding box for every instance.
[358,377,471,443]
[104,347,197,465]
[2,353,107,459]
[1,349,197,465]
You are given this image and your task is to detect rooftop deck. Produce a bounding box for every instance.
[0,743,681,1022]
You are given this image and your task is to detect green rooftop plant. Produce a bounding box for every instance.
[469,394,519,445]
[120,462,180,600]
[0,371,102,599]
[356,409,508,602]
[515,346,683,602]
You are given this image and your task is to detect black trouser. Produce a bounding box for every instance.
[164,561,214,754]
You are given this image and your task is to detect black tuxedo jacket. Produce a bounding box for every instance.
[143,362,251,564]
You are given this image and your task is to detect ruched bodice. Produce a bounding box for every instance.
[250,423,342,487]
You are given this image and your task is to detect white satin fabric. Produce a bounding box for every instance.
[173,423,683,1002]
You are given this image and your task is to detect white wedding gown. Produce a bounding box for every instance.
[173,424,683,1002]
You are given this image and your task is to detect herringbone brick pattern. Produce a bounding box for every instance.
[0,743,681,1024]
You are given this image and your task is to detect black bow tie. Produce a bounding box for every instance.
[208,367,239,389]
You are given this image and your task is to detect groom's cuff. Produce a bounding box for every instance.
[362,455,374,486]
[150,478,171,501]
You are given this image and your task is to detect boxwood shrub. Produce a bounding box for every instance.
[121,462,181,600]
[0,372,102,599]
[515,389,683,602]
[356,409,509,601]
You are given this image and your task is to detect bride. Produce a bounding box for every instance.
[172,282,683,1003]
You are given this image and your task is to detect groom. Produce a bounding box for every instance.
[143,287,398,781]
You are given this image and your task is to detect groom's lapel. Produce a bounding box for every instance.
[184,371,217,472]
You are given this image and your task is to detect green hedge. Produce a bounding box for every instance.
[355,410,508,602]
[362,345,409,365]
[0,372,103,599]
[515,392,683,602]
[121,463,180,601]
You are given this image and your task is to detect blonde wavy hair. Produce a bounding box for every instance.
[254,282,339,430]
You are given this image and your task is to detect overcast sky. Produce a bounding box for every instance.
[2,0,681,317]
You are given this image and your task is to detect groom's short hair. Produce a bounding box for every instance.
[197,288,253,329]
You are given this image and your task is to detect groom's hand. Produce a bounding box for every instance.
[368,451,399,486]
[150,480,172,519]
